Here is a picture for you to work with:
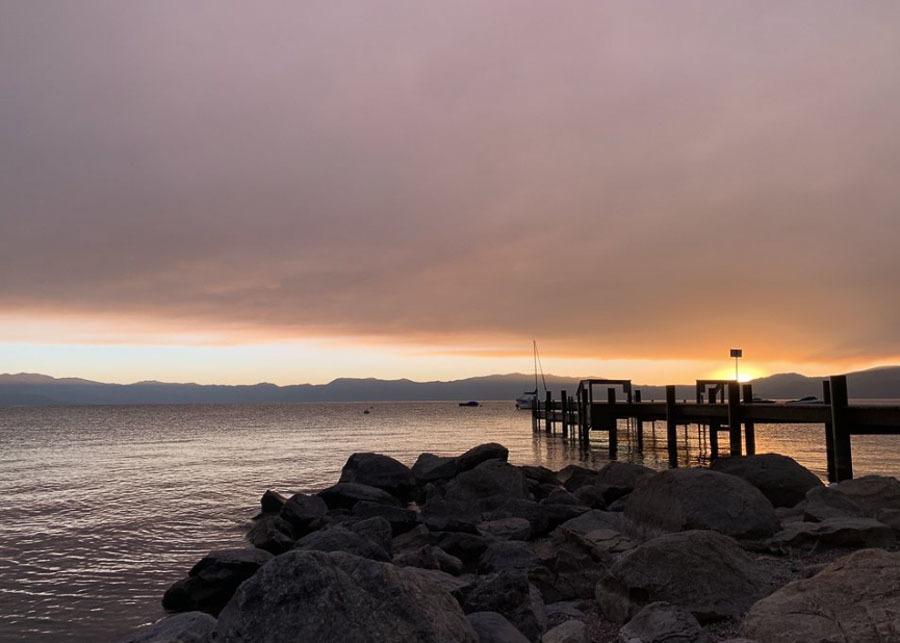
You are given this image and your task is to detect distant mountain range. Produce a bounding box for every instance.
[1,367,899,406]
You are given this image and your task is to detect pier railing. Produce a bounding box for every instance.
[532,374,900,482]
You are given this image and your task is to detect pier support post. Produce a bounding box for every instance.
[708,389,720,461]
[634,389,644,452]
[823,380,836,483]
[545,391,553,435]
[830,375,853,481]
[742,384,755,456]
[665,385,678,468]
[728,381,742,457]
[580,388,589,444]
[608,387,617,459]
[560,390,568,439]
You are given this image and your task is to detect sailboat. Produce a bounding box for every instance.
[515,340,546,410]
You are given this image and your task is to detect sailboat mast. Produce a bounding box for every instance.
[533,340,538,395]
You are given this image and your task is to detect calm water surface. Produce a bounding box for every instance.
[1,401,898,642]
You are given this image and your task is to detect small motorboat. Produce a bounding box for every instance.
[786,395,824,405]
[459,401,480,407]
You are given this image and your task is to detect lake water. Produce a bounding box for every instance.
[1,401,899,642]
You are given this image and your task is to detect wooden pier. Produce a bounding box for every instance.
[532,374,900,482]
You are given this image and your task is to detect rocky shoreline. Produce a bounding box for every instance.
[122,444,900,642]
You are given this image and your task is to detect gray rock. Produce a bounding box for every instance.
[459,570,547,642]
[617,602,710,643]
[595,461,655,501]
[339,452,415,498]
[596,530,772,624]
[259,489,287,514]
[425,460,529,523]
[278,493,327,534]
[349,515,393,554]
[560,466,602,492]
[521,465,560,486]
[545,601,587,627]
[434,531,491,566]
[318,481,401,510]
[544,488,581,505]
[877,507,900,534]
[553,510,634,560]
[573,485,608,509]
[543,620,587,643]
[119,612,217,643]
[295,525,390,561]
[213,550,477,642]
[457,443,509,472]
[556,510,624,538]
[393,544,464,575]
[351,500,420,535]
[162,548,273,616]
[835,475,900,515]
[245,514,295,554]
[478,541,541,574]
[625,468,779,539]
[403,567,474,595]
[769,517,895,549]
[531,538,605,603]
[466,611,530,643]
[412,453,459,484]
[802,486,866,522]
[742,548,900,642]
[478,517,532,541]
[711,453,823,507]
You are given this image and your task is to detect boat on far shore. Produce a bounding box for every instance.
[459,400,480,407]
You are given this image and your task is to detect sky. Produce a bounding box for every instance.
[2,1,900,385]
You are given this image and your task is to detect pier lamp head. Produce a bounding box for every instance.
[730,348,743,358]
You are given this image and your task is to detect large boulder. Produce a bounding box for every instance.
[339,452,415,498]
[742,548,900,642]
[625,468,779,539]
[162,548,273,616]
[459,570,547,642]
[412,453,460,484]
[477,517,532,541]
[119,612,217,643]
[711,453,823,507]
[596,530,772,624]
[258,489,287,514]
[835,475,900,515]
[617,602,710,643]
[543,619,587,643]
[318,482,401,510]
[434,531,492,567]
[457,443,509,472]
[595,461,655,500]
[213,550,477,642]
[802,486,866,522]
[425,460,529,523]
[769,517,895,550]
[531,538,606,603]
[393,545,463,575]
[466,612,530,643]
[278,493,327,534]
[294,525,390,561]
[559,466,602,492]
[478,541,541,574]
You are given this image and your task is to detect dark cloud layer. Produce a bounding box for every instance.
[2,1,899,362]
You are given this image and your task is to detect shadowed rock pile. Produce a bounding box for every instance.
[121,446,900,642]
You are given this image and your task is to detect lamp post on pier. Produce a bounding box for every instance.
[730,348,743,381]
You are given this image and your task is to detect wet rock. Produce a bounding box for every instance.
[278,493,327,534]
[351,500,420,535]
[245,514,295,554]
[259,489,287,514]
[213,550,477,642]
[294,525,390,561]
[711,453,823,508]
[477,517,532,541]
[412,453,459,484]
[318,482,401,510]
[835,475,900,515]
[543,619,587,643]
[457,443,509,473]
[162,548,273,616]
[393,544,463,575]
[339,452,416,499]
[617,602,710,643]
[769,516,895,549]
[466,611,530,643]
[478,540,541,574]
[596,530,772,624]
[120,612,217,643]
[625,468,779,539]
[742,548,900,643]
[349,515,393,554]
[459,570,547,642]
[803,485,866,522]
